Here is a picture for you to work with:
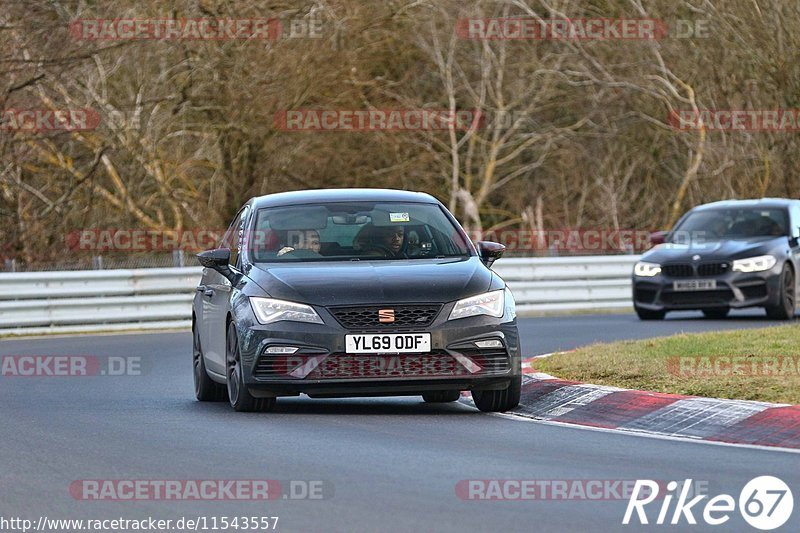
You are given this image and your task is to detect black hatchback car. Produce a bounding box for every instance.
[633,198,800,320]
[192,189,520,412]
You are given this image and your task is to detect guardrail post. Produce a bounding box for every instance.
[92,255,104,270]
[173,250,185,267]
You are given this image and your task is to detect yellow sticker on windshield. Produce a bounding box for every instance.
[390,212,410,222]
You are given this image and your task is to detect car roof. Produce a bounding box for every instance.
[249,188,440,209]
[692,198,799,211]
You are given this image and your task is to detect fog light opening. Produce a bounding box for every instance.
[474,339,504,349]
[265,346,299,354]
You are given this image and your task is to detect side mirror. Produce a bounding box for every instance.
[197,248,236,281]
[477,241,505,268]
[649,231,668,246]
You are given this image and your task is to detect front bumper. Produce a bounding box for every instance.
[235,303,520,398]
[632,263,783,311]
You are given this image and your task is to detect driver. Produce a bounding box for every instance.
[376,226,405,255]
[707,218,728,239]
[277,229,321,257]
[354,224,405,257]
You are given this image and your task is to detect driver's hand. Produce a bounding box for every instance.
[277,246,295,256]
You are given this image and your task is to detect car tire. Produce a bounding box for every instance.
[422,390,461,403]
[635,307,666,320]
[193,321,227,402]
[226,322,276,412]
[702,307,730,319]
[472,375,521,412]
[765,264,796,320]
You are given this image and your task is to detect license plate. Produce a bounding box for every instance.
[673,280,717,291]
[345,333,431,354]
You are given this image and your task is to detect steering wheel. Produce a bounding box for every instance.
[360,244,395,257]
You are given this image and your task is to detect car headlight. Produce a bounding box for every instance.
[448,290,505,320]
[732,255,777,273]
[634,261,662,277]
[249,297,324,325]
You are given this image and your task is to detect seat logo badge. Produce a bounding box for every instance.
[378,309,396,323]
[692,254,701,261]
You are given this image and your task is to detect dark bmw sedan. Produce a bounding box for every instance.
[633,198,800,320]
[192,189,520,412]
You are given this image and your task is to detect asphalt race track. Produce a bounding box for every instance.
[2,312,799,532]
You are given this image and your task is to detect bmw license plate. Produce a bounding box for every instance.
[345,333,431,354]
[673,280,716,291]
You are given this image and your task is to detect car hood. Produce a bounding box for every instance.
[248,257,492,306]
[642,236,787,263]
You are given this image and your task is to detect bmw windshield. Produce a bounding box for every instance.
[248,202,473,262]
[671,207,789,242]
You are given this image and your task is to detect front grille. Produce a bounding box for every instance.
[698,262,729,276]
[662,264,694,277]
[254,349,509,379]
[663,262,730,277]
[328,304,441,330]
[661,289,734,306]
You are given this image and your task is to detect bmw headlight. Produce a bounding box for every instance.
[249,297,324,325]
[448,290,505,320]
[634,261,662,277]
[732,255,777,273]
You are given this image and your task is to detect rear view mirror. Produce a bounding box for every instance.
[477,241,505,268]
[331,214,370,225]
[649,231,668,246]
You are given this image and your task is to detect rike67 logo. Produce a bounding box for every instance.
[623,477,793,530]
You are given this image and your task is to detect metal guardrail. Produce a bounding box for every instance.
[0,268,202,335]
[493,255,640,313]
[0,256,640,335]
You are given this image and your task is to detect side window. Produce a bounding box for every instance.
[219,213,238,249]
[220,207,248,268]
[791,205,800,239]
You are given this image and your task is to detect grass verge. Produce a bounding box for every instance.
[534,324,800,404]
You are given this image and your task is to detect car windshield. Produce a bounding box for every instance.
[249,202,472,262]
[671,207,789,241]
